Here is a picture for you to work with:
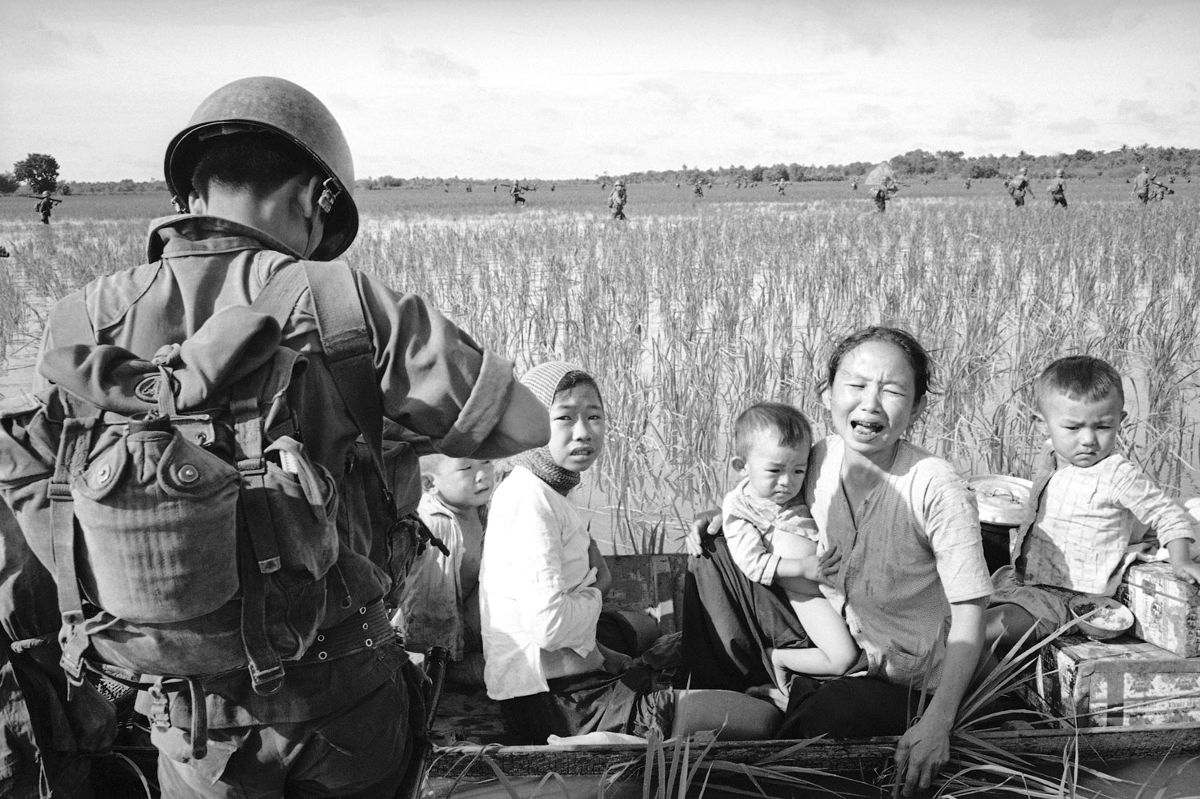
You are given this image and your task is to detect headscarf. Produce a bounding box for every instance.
[510,361,601,495]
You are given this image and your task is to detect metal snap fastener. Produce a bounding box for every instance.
[364,638,373,648]
[316,634,325,642]
[94,465,112,486]
[359,606,367,615]
[178,464,200,484]
[317,651,328,661]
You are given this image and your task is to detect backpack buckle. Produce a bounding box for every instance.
[147,680,172,733]
[59,625,89,687]
[248,662,285,696]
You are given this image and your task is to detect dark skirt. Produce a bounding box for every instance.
[498,662,674,745]
[678,534,809,692]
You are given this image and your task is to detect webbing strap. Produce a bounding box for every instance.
[50,417,97,685]
[298,262,393,509]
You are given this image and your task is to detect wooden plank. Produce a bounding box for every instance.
[427,723,1200,778]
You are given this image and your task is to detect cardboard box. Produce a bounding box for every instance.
[1025,634,1200,727]
[1116,561,1200,658]
[603,554,688,635]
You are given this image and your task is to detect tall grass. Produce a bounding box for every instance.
[2,191,1198,552]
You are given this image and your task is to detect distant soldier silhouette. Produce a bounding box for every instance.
[35,191,62,224]
[850,179,858,191]
[1046,168,1068,208]
[1005,167,1031,207]
[1133,166,1152,204]
[693,180,704,198]
[510,180,526,205]
[608,179,628,220]
[775,178,787,196]
[1151,176,1174,202]
[964,178,971,190]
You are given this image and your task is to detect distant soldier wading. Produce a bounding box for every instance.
[1006,167,1031,207]
[1046,168,1068,208]
[36,191,62,224]
[0,76,547,798]
[608,180,627,220]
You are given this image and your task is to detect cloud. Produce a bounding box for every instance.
[635,79,695,115]
[380,38,479,80]
[1047,117,1099,135]
[0,15,106,69]
[1024,0,1125,41]
[944,96,1017,142]
[1116,98,1169,126]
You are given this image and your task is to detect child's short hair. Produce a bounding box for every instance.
[733,402,812,459]
[1034,356,1124,410]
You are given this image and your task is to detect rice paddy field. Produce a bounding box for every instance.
[4,178,1198,555]
[3,179,1200,796]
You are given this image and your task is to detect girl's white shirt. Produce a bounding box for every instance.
[479,466,602,701]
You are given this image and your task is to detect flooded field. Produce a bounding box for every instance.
[3,181,1199,554]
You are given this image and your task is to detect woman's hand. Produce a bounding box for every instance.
[597,642,634,674]
[685,509,722,557]
[816,544,841,585]
[893,713,952,797]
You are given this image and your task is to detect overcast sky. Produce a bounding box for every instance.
[2,0,1198,182]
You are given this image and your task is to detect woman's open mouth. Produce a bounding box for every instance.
[850,420,884,439]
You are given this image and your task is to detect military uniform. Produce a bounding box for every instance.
[36,214,518,796]
[1007,171,1030,207]
[5,76,537,799]
[1047,174,1067,208]
[1133,169,1152,203]
[608,184,627,220]
[35,195,59,224]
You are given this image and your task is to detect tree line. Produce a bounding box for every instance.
[4,145,1196,195]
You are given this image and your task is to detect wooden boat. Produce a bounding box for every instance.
[421,554,1200,797]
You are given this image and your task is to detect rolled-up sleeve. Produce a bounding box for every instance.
[924,472,993,604]
[722,515,779,585]
[357,272,515,456]
[1113,460,1194,546]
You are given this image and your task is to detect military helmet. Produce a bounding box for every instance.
[615,179,625,187]
[41,190,51,198]
[1056,168,1064,176]
[164,76,358,260]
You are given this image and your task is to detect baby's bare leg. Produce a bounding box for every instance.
[773,593,859,679]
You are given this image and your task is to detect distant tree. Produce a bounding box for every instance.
[0,172,18,194]
[13,153,61,194]
[59,184,72,196]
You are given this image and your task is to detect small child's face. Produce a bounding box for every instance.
[432,458,495,509]
[733,432,811,506]
[1037,390,1126,468]
[548,384,606,473]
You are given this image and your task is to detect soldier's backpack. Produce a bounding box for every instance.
[0,261,419,756]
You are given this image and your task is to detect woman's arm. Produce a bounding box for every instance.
[893,596,986,797]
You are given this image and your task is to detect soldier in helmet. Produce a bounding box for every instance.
[510,180,526,205]
[1005,167,1031,207]
[1046,168,1068,208]
[35,190,62,224]
[1132,165,1153,204]
[608,179,628,220]
[19,76,548,798]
